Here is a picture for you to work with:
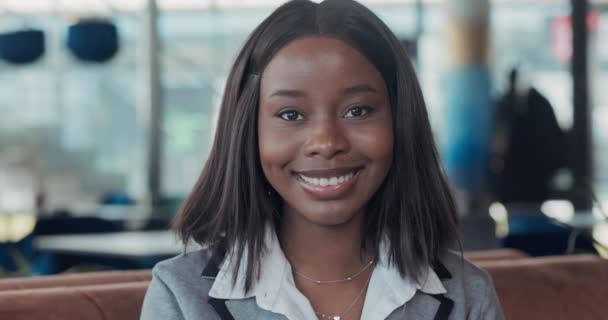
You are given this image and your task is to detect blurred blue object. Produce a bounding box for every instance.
[67,19,119,63]
[0,244,18,273]
[501,210,596,256]
[100,192,135,205]
[0,29,45,64]
[444,65,493,198]
[0,235,35,275]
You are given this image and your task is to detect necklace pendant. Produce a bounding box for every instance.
[333,317,340,320]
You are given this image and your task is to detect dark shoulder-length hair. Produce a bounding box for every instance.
[173,0,459,291]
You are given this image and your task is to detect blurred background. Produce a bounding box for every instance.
[0,0,607,277]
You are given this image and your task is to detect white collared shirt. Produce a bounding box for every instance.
[208,227,446,320]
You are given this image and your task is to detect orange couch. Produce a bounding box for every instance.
[479,254,608,320]
[2,249,607,320]
[0,270,151,291]
[464,248,529,262]
[0,281,149,320]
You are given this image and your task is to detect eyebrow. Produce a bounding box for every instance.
[269,84,378,98]
[269,89,306,98]
[340,84,378,96]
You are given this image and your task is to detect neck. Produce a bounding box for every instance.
[278,208,373,280]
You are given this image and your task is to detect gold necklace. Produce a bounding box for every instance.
[293,259,374,284]
[313,269,373,320]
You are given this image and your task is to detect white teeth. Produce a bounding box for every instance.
[298,172,356,187]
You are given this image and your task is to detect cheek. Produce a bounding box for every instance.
[257,120,299,178]
[351,122,394,166]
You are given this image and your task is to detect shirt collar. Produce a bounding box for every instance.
[208,226,446,318]
[208,225,286,301]
[376,238,446,295]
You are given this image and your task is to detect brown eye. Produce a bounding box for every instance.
[345,106,372,118]
[279,110,304,121]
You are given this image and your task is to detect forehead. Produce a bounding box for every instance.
[260,36,386,96]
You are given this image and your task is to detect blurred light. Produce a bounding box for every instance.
[541,199,574,222]
[0,214,36,242]
[489,202,509,238]
[592,224,608,258]
[489,202,508,223]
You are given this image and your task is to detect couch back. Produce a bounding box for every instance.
[464,248,528,262]
[0,270,151,291]
[1,251,606,320]
[0,281,149,320]
[479,254,608,320]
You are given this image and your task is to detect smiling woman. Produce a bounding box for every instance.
[141,1,504,319]
[258,37,393,228]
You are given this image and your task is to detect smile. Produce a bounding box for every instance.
[298,171,355,187]
[293,167,363,199]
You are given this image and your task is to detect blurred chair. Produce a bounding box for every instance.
[0,29,45,64]
[67,19,119,63]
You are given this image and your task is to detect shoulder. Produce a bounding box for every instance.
[439,250,505,319]
[142,248,218,320]
[152,248,214,284]
[440,250,494,295]
[150,247,218,301]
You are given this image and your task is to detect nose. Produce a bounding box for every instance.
[303,118,350,159]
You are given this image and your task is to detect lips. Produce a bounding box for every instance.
[299,171,355,187]
[293,167,363,199]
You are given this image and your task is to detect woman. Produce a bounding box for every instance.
[141,0,504,319]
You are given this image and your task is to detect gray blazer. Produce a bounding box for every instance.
[141,249,504,320]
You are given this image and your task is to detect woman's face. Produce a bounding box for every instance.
[258,36,393,227]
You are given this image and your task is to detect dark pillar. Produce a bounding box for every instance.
[570,0,592,209]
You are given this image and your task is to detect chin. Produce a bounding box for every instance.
[296,203,363,227]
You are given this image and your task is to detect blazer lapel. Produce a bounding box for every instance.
[427,261,454,320]
[391,293,441,320]
[209,297,235,320]
[393,261,454,320]
[202,249,287,320]
[202,248,236,320]
[428,292,454,320]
